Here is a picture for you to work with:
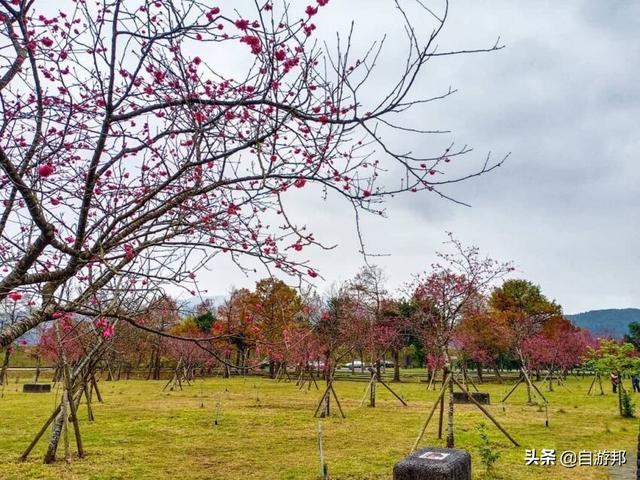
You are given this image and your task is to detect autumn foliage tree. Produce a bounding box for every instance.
[215,287,262,375]
[250,278,303,377]
[0,0,505,357]
[489,279,562,373]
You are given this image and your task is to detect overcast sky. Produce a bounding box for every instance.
[187,0,640,314]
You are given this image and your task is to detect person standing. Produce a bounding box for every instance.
[631,374,640,393]
[611,372,619,393]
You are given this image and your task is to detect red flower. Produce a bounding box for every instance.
[305,5,318,16]
[303,23,316,36]
[275,49,286,61]
[37,163,54,177]
[193,56,202,65]
[317,0,329,5]
[193,111,206,123]
[362,190,371,198]
[8,292,22,302]
[123,243,136,260]
[235,19,250,31]
[294,178,306,188]
[240,35,262,54]
[308,269,318,278]
[41,37,54,48]
[102,324,114,337]
[206,7,220,22]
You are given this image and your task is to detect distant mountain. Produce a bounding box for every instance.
[566,308,640,338]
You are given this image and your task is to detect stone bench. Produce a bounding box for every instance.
[451,392,490,405]
[23,383,51,393]
[394,448,471,480]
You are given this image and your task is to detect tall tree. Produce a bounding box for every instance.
[0,0,504,353]
[216,287,262,375]
[624,321,640,351]
[490,279,562,371]
[252,278,303,377]
[409,235,512,447]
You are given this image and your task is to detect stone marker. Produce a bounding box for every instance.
[23,384,51,393]
[451,392,490,405]
[393,447,471,480]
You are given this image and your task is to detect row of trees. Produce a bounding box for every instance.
[22,237,598,388]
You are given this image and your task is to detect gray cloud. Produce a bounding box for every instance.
[186,0,639,314]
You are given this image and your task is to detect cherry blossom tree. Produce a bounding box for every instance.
[408,235,512,448]
[518,317,594,391]
[0,0,505,353]
[453,305,510,382]
[410,235,513,365]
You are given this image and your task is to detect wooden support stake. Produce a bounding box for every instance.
[330,384,346,418]
[451,377,519,447]
[63,363,84,458]
[501,376,524,403]
[411,373,450,453]
[378,377,408,406]
[437,394,444,439]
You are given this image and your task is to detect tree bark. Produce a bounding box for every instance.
[618,370,623,416]
[44,405,64,464]
[493,367,503,384]
[393,350,400,382]
[369,371,376,407]
[0,347,10,386]
[446,368,455,448]
[34,356,41,383]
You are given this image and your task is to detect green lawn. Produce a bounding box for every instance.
[0,374,637,479]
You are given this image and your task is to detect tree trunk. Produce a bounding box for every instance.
[370,371,376,407]
[618,371,624,416]
[493,367,502,384]
[525,376,533,403]
[44,408,64,464]
[223,353,231,378]
[476,364,483,383]
[0,347,11,386]
[34,356,41,383]
[153,349,161,380]
[393,350,400,382]
[636,429,640,480]
[446,368,454,448]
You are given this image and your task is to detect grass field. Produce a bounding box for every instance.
[0,373,637,479]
